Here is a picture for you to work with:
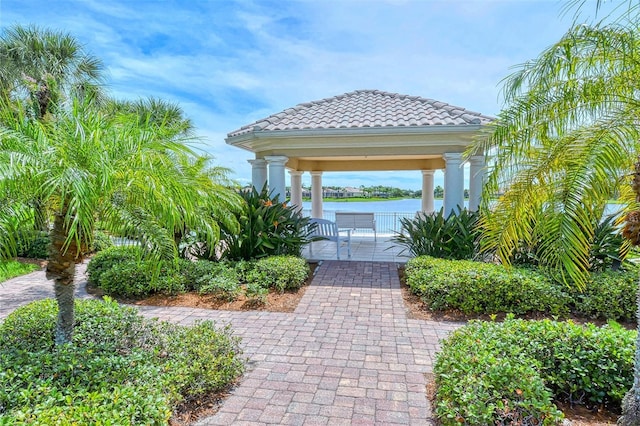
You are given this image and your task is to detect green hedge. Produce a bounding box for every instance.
[573,268,638,321]
[0,298,244,425]
[88,251,309,301]
[435,317,634,425]
[87,245,145,285]
[246,255,310,293]
[405,256,570,316]
[405,256,639,321]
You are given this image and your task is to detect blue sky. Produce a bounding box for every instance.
[0,0,614,190]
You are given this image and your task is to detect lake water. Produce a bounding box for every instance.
[300,198,469,234]
[301,198,468,213]
[300,198,624,234]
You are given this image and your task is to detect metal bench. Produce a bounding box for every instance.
[308,218,351,260]
[335,212,377,241]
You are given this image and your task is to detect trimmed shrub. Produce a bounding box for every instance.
[91,230,114,253]
[15,229,50,259]
[405,256,570,316]
[179,259,241,300]
[97,260,155,298]
[572,268,638,322]
[87,245,145,285]
[245,281,269,305]
[435,317,634,425]
[0,298,244,425]
[246,255,309,293]
[197,269,241,300]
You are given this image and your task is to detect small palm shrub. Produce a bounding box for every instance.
[392,208,479,260]
[435,317,634,425]
[511,212,630,272]
[218,187,314,261]
[246,255,309,293]
[0,298,244,425]
[588,213,630,271]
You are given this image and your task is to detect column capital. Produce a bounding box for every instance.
[310,171,323,177]
[288,170,303,177]
[421,169,435,176]
[469,155,485,166]
[248,158,267,167]
[264,155,288,166]
[443,152,463,164]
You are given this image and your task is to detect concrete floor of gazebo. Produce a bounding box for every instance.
[302,234,411,263]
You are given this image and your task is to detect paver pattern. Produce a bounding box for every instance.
[0,260,463,425]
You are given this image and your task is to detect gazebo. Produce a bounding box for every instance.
[226,90,494,217]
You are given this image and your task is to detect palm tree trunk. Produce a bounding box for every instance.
[620,158,640,424]
[45,210,80,345]
[617,278,640,424]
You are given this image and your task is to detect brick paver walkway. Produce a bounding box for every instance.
[0,260,462,425]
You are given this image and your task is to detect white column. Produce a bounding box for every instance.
[421,170,435,213]
[265,155,288,202]
[443,152,464,216]
[311,171,323,218]
[468,155,486,212]
[248,159,267,192]
[289,170,303,213]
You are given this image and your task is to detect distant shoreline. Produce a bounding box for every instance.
[301,196,411,203]
[300,196,444,203]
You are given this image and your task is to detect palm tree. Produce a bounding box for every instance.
[0,25,104,232]
[0,97,240,345]
[469,5,640,422]
[0,25,104,118]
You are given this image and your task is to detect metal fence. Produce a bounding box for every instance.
[303,210,415,236]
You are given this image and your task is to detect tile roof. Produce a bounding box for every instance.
[228,89,493,138]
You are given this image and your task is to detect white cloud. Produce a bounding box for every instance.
[1,0,604,190]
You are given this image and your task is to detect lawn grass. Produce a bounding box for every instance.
[0,260,38,283]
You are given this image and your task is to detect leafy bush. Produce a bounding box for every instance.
[178,259,241,300]
[405,256,570,316]
[571,267,638,321]
[15,229,50,259]
[87,245,145,285]
[218,187,314,261]
[0,260,38,283]
[392,208,478,260]
[406,255,639,322]
[97,260,155,298]
[0,298,244,425]
[435,317,634,425]
[197,269,241,300]
[246,255,309,293]
[245,281,269,305]
[90,230,114,253]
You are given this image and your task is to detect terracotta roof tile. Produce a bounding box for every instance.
[228,90,493,138]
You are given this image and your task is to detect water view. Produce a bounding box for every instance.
[301,198,469,234]
[301,199,624,235]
